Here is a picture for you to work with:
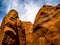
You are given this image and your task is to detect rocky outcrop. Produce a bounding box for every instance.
[22,22,33,45]
[1,10,20,45]
[0,4,60,45]
[17,20,26,45]
[33,4,60,45]
[0,27,4,45]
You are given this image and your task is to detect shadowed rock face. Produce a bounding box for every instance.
[17,20,26,45]
[0,4,60,45]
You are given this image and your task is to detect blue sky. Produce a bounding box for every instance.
[0,0,60,25]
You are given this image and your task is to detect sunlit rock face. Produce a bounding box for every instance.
[1,10,20,45]
[0,4,60,45]
[1,9,33,45]
[0,27,4,45]
[22,22,33,45]
[34,4,60,45]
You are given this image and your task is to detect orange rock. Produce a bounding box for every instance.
[0,4,60,45]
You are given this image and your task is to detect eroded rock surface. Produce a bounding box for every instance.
[34,4,60,45]
[1,10,20,45]
[0,4,60,45]
[22,22,33,45]
[0,27,4,45]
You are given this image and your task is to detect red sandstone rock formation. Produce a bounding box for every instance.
[1,10,20,45]
[34,4,60,45]
[0,4,60,45]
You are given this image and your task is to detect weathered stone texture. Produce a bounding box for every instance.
[1,10,20,45]
[34,4,60,45]
[22,22,33,45]
[0,4,60,45]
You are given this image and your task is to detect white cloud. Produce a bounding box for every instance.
[20,3,40,24]
[45,0,58,6]
[0,0,59,25]
[4,0,40,24]
[2,0,59,25]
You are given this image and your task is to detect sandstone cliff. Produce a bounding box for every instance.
[34,4,60,45]
[0,4,60,45]
[0,27,4,45]
[1,10,20,45]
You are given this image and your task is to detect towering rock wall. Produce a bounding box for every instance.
[22,22,33,45]
[0,4,60,45]
[0,27,4,45]
[33,4,60,45]
[17,20,26,45]
[1,10,20,45]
